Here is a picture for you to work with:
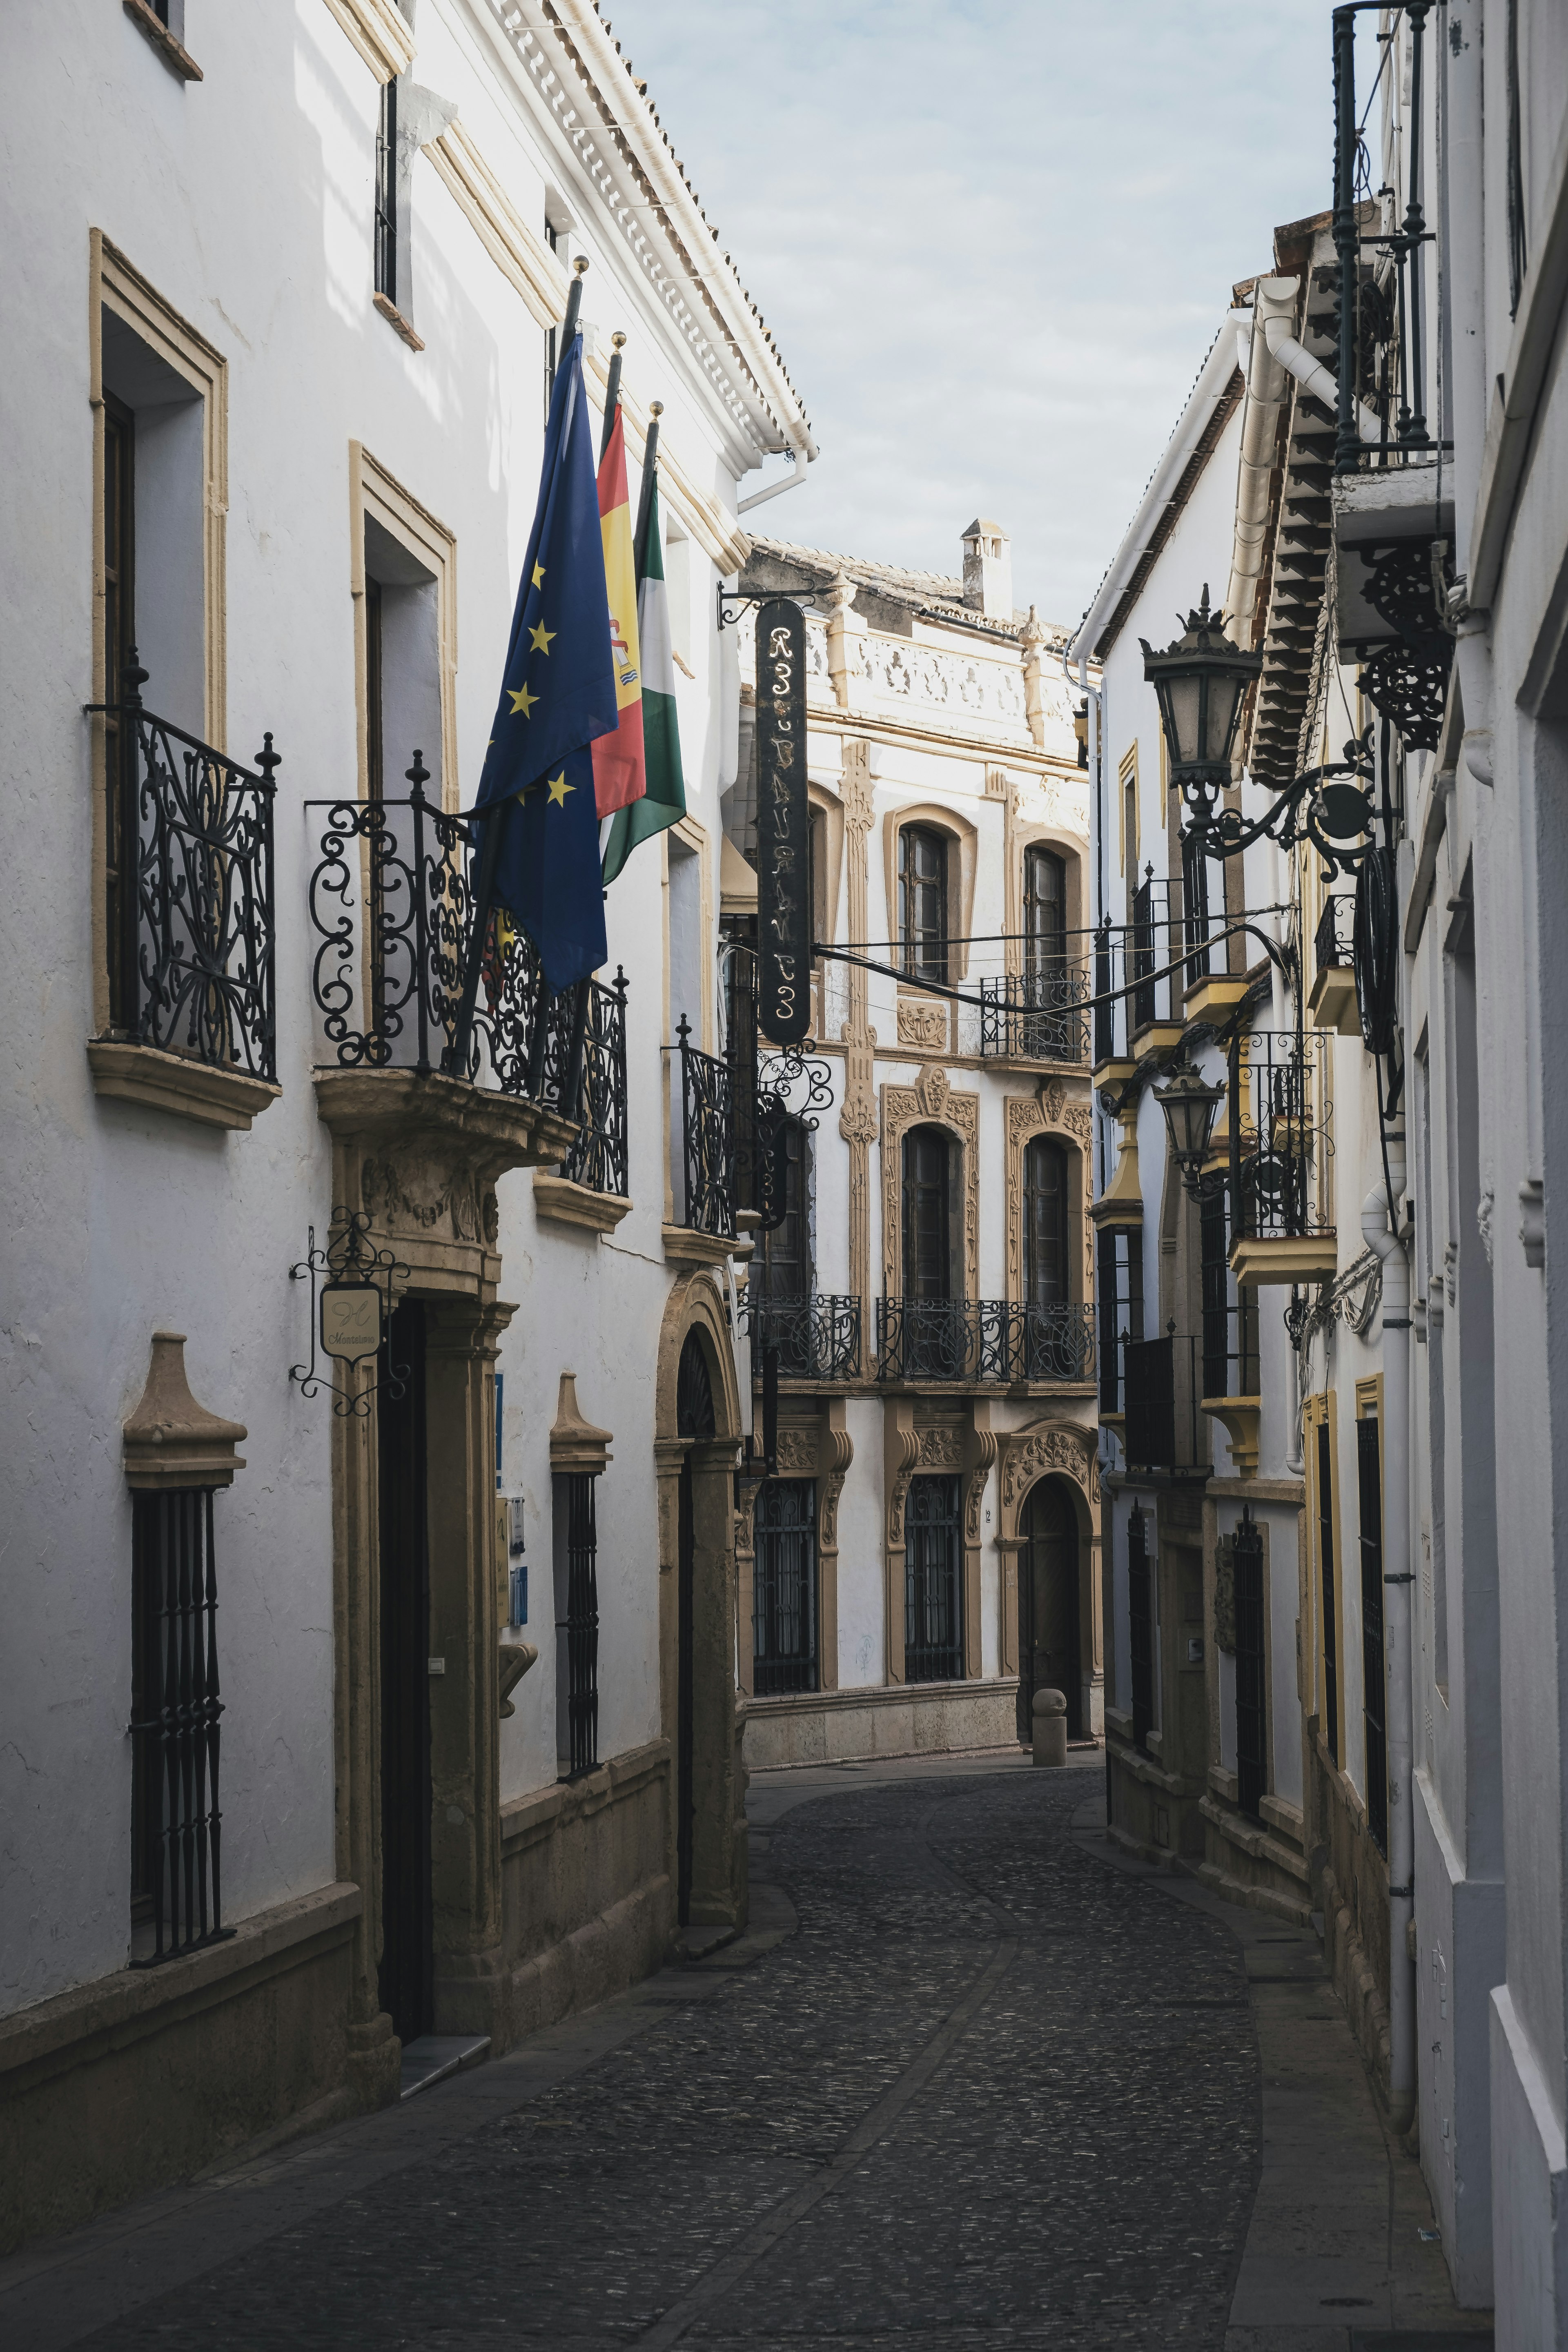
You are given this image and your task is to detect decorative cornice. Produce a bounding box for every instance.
[318,0,416,82]
[427,121,568,332]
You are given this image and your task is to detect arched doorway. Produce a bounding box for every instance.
[675,1329,715,1925]
[1017,1476,1081,1742]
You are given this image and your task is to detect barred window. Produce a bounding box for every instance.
[905,1474,963,1683]
[753,1479,818,1695]
[130,1490,231,1965]
[554,1472,599,1778]
[898,825,948,984]
[374,79,398,304]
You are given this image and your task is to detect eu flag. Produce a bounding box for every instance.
[476,332,617,989]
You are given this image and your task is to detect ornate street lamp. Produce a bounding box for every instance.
[1140,586,1263,835]
[1155,1052,1227,1200]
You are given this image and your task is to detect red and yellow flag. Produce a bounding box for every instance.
[590,406,646,817]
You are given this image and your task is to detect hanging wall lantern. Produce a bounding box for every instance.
[1155,1052,1227,1200]
[1141,586,1263,831]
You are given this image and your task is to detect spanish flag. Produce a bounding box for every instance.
[590,405,646,817]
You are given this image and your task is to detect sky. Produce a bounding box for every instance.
[599,1,1355,632]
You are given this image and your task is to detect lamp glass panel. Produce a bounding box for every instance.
[1164,675,1203,768]
[1207,671,1246,759]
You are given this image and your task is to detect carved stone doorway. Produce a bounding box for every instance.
[1017,1476,1081,1742]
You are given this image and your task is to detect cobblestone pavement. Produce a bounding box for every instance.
[57,1761,1261,2350]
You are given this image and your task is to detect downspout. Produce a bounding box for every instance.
[737,439,813,515]
[1261,305,1384,445]
[1363,1145,1415,2132]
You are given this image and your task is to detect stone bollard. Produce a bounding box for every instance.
[1031,1686,1068,1768]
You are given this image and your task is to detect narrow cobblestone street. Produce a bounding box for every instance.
[2,1757,1485,2352]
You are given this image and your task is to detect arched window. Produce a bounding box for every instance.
[898,824,948,984]
[1022,1136,1070,1306]
[1023,846,1067,981]
[760,1118,813,1300]
[902,1125,958,1301]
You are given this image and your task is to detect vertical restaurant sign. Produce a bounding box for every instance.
[755,598,810,1044]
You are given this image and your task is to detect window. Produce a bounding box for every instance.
[1022,1136,1069,1307]
[905,1475,962,1682]
[103,388,137,1031]
[1023,846,1066,981]
[898,824,948,983]
[902,1125,957,1301]
[131,1490,229,1964]
[1118,746,1140,880]
[1199,1179,1257,1400]
[760,1118,813,1300]
[375,78,398,305]
[1097,1226,1144,1414]
[543,217,560,419]
[1315,1413,1340,1766]
[1357,1408,1387,1853]
[554,1472,600,1778]
[753,1479,818,1694]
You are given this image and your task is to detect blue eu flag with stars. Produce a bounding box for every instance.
[475,332,617,989]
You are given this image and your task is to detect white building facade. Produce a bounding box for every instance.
[728,528,1098,1771]
[0,0,812,2250]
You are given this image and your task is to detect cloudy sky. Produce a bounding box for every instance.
[601,1,1353,630]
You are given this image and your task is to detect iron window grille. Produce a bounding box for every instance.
[747,1294,861,1383]
[1357,1414,1388,1854]
[753,1478,819,1695]
[905,1474,963,1683]
[1127,1504,1154,1754]
[1233,1510,1267,1820]
[306,786,595,1116]
[674,1017,737,1239]
[93,662,278,1080]
[1236,1031,1334,1243]
[130,1489,233,1966]
[556,1471,600,1779]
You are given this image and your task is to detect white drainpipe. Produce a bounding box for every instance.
[1363,1146,1415,2130]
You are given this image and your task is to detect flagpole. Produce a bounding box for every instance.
[600,332,625,462]
[446,261,589,1084]
[633,403,661,584]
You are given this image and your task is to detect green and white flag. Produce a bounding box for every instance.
[602,471,686,885]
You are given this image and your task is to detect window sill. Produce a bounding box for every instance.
[88,1040,280,1132]
[532,1173,631,1234]
[374,291,425,352]
[663,1224,738,1269]
[122,0,203,81]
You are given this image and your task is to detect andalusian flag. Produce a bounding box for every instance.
[590,406,645,817]
[602,468,686,885]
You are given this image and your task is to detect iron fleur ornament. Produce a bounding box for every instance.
[289,1209,412,1417]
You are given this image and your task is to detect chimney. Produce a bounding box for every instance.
[961,519,1013,620]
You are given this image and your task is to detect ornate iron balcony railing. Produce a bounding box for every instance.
[307,782,617,1144]
[96,677,277,1080]
[978,967,1089,1064]
[875,1298,1094,1385]
[673,1017,737,1239]
[747,1293,861,1382]
[1235,1030,1334,1242]
[1314,893,1355,976]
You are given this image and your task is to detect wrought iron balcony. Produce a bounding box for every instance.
[1314,894,1355,977]
[1092,876,1207,1063]
[979,967,1089,1064]
[1234,1030,1334,1244]
[96,676,277,1079]
[307,784,600,1131]
[746,1293,861,1382]
[561,969,628,1196]
[876,1298,1095,1385]
[673,1016,737,1239]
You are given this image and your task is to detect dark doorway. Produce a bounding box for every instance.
[1018,1478,1081,1741]
[675,1330,715,1928]
[378,1298,433,2044]
[904,1473,963,1682]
